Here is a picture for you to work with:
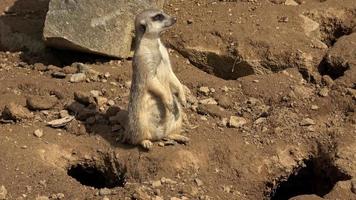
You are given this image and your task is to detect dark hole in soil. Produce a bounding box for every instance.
[269,157,351,200]
[67,163,126,189]
[318,58,349,80]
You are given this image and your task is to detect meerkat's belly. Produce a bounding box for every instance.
[141,92,166,140]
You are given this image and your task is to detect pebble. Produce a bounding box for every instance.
[59,110,70,118]
[95,97,108,107]
[194,178,203,187]
[34,129,44,138]
[47,116,75,128]
[35,196,49,200]
[90,90,101,98]
[198,86,210,95]
[229,116,247,128]
[161,177,177,184]
[285,0,299,6]
[99,188,112,196]
[132,187,150,200]
[311,105,319,110]
[26,96,58,110]
[74,91,94,105]
[151,180,162,188]
[199,98,218,105]
[0,185,7,200]
[2,103,34,121]
[300,118,315,126]
[73,62,90,73]
[62,66,78,74]
[51,72,66,79]
[70,73,87,83]
[107,100,115,106]
[318,88,329,97]
[102,197,110,200]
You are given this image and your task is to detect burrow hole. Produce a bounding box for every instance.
[268,156,351,200]
[67,155,126,189]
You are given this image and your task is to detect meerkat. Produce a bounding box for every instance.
[123,9,189,149]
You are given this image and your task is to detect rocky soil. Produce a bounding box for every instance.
[0,0,355,200]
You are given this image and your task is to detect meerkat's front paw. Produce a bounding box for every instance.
[140,140,153,150]
[167,134,190,144]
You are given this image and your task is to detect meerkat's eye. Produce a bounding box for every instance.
[152,14,165,21]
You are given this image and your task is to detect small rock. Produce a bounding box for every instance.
[59,110,70,118]
[351,179,356,194]
[74,91,94,105]
[151,180,162,188]
[161,177,177,184]
[318,88,329,97]
[0,185,7,200]
[2,103,33,121]
[73,62,90,73]
[50,193,64,199]
[104,72,111,78]
[70,73,87,83]
[194,178,203,187]
[34,63,47,71]
[198,86,210,95]
[152,196,163,200]
[34,129,44,138]
[229,116,247,128]
[218,118,228,127]
[62,66,78,74]
[47,116,75,128]
[35,196,49,200]
[102,197,110,200]
[51,72,67,79]
[300,118,315,126]
[285,0,299,6]
[26,96,58,110]
[217,96,233,109]
[199,98,218,105]
[311,105,319,110]
[321,75,334,87]
[170,198,180,200]
[99,188,112,196]
[96,97,108,107]
[107,100,115,106]
[132,187,150,200]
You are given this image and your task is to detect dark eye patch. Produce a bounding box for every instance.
[152,14,165,21]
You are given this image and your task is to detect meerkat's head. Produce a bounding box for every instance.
[135,9,176,37]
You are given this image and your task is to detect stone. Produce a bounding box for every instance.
[47,116,75,128]
[194,178,203,187]
[289,194,324,200]
[51,72,67,79]
[300,118,315,126]
[217,95,233,109]
[311,105,319,110]
[34,129,44,138]
[95,97,108,107]
[26,96,58,110]
[285,0,299,6]
[132,187,151,200]
[323,33,356,87]
[318,87,329,97]
[229,116,247,128]
[0,185,7,200]
[199,98,218,105]
[43,0,164,58]
[74,91,94,105]
[2,103,33,121]
[151,180,162,188]
[198,86,210,95]
[99,188,112,196]
[70,73,87,83]
[62,66,78,74]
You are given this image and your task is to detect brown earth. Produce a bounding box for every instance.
[0,0,356,200]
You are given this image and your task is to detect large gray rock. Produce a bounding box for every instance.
[43,0,164,58]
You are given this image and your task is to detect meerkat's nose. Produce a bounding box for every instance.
[172,17,177,23]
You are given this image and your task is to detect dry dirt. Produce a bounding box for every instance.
[0,0,356,200]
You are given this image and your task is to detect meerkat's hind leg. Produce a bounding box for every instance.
[140,140,153,150]
[166,134,190,144]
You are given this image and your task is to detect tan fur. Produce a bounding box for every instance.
[123,9,189,149]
